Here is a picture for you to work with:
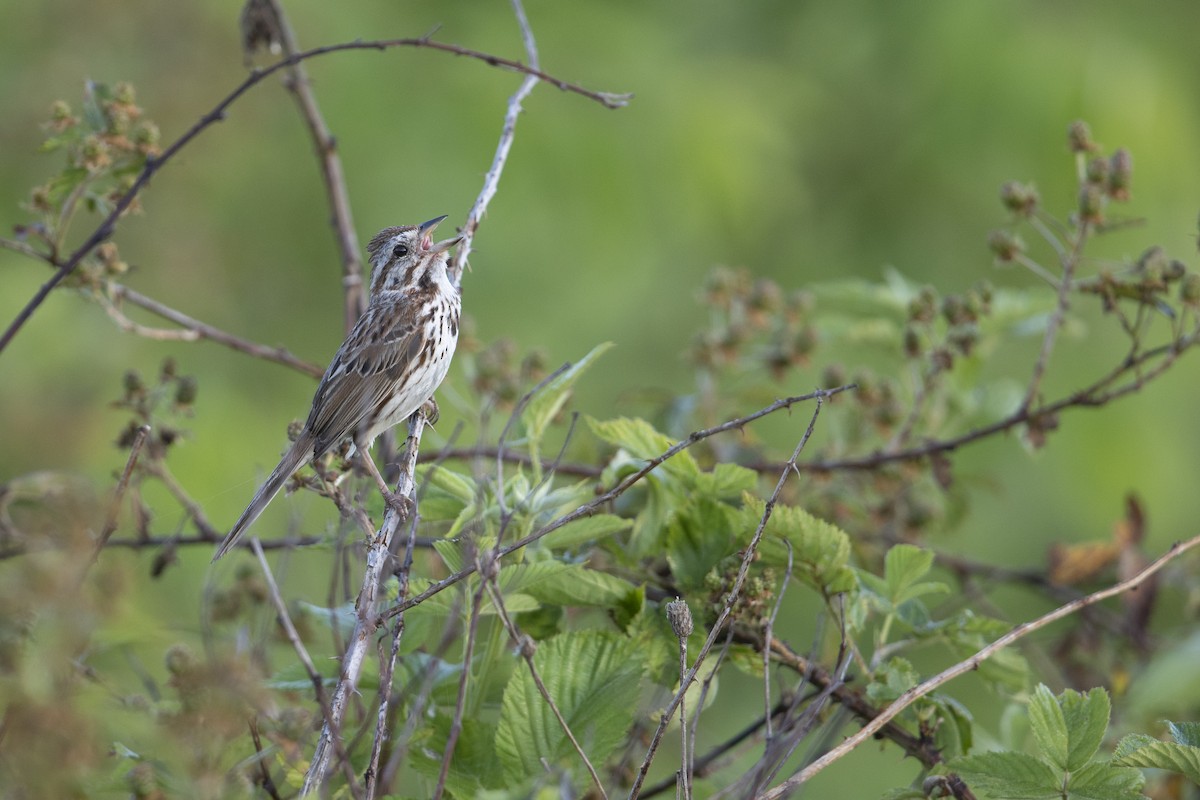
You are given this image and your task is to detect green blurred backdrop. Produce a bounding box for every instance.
[2,1,1200,795]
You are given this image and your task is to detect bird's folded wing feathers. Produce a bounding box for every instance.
[305,313,422,457]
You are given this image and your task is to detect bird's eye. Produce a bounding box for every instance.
[392,243,409,258]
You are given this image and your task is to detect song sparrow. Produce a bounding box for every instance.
[212,216,462,560]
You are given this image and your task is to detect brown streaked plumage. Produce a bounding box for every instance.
[213,216,462,561]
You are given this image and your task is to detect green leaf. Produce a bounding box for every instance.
[883,544,948,605]
[542,513,632,551]
[495,631,643,787]
[1114,732,1200,784]
[740,495,856,594]
[433,538,465,573]
[1060,688,1110,771]
[1168,720,1200,748]
[951,751,1062,799]
[1065,760,1145,800]
[416,463,476,505]
[523,342,614,445]
[410,716,502,795]
[499,562,634,607]
[665,496,738,588]
[694,462,759,498]
[587,416,700,482]
[1028,684,1070,771]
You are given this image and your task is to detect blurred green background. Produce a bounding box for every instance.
[2,1,1200,795]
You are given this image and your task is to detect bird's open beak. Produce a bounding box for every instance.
[418,215,462,253]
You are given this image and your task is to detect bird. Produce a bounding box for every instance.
[212,215,462,561]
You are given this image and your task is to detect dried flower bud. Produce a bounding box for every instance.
[47,99,77,132]
[902,326,923,359]
[1108,148,1132,201]
[123,369,144,395]
[999,181,1039,216]
[666,598,694,639]
[1181,273,1200,307]
[821,362,847,389]
[987,229,1025,262]
[941,294,966,325]
[1077,183,1105,224]
[132,121,160,156]
[175,375,198,407]
[164,643,195,676]
[1166,260,1187,282]
[907,286,939,323]
[79,133,111,172]
[1067,120,1097,153]
[1085,156,1109,185]
[948,322,979,357]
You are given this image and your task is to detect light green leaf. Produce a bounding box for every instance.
[1028,684,1070,771]
[1064,759,1145,800]
[542,513,632,551]
[433,538,464,573]
[951,751,1061,799]
[496,631,643,786]
[1168,720,1200,748]
[523,342,614,445]
[1060,688,1110,771]
[884,544,948,605]
[1114,733,1200,784]
[499,562,634,607]
[666,496,738,588]
[587,416,700,482]
[741,495,856,594]
[416,463,476,505]
[694,462,759,498]
[409,716,501,795]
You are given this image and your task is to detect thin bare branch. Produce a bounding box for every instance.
[757,531,1200,799]
[107,282,323,377]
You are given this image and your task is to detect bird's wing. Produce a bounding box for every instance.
[304,304,424,457]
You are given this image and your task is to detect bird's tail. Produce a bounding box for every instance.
[212,434,314,561]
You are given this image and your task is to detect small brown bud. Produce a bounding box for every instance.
[1085,156,1109,185]
[987,229,1025,262]
[999,181,1039,216]
[1077,183,1105,224]
[123,369,144,395]
[1067,120,1098,153]
[174,376,198,407]
[902,326,923,359]
[164,643,195,675]
[1181,273,1200,307]
[821,362,847,389]
[1108,148,1132,201]
[666,598,694,639]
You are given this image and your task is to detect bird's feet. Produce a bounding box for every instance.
[420,398,440,427]
[382,488,415,520]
